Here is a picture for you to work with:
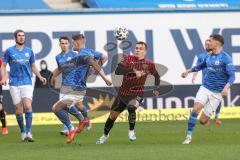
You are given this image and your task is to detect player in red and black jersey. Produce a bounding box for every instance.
[0,58,8,135]
[96,41,160,144]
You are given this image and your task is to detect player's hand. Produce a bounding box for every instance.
[104,78,112,86]
[0,77,7,85]
[181,71,189,78]
[221,83,230,97]
[39,76,47,85]
[192,76,196,84]
[134,69,145,78]
[0,80,6,85]
[153,90,159,97]
[221,87,228,97]
[221,89,228,97]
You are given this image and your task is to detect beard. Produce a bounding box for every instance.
[73,47,80,51]
[206,48,212,52]
[16,40,25,45]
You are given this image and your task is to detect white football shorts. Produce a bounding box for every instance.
[195,86,222,117]
[9,85,34,105]
[59,86,86,107]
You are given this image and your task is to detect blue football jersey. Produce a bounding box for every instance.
[73,48,103,90]
[56,50,78,84]
[196,52,208,83]
[3,45,35,86]
[192,50,235,92]
[56,48,101,90]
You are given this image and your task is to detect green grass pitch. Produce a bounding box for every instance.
[0,119,240,160]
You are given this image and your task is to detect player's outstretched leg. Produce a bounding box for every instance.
[183,101,203,144]
[53,102,76,143]
[75,101,92,131]
[96,111,119,144]
[60,104,90,135]
[59,108,70,136]
[81,105,92,130]
[0,109,8,135]
[0,94,7,135]
[60,124,69,136]
[127,105,137,141]
[67,104,88,133]
[182,111,198,144]
[55,109,76,143]
[96,116,113,144]
[215,103,222,125]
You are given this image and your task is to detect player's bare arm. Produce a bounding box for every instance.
[0,62,8,85]
[181,69,192,78]
[88,58,112,86]
[101,54,108,64]
[221,83,231,97]
[50,68,61,86]
[90,54,108,75]
[32,64,47,85]
[192,72,199,84]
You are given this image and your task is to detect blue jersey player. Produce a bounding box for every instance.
[71,33,109,129]
[0,29,47,142]
[51,36,111,143]
[181,34,235,144]
[58,34,109,135]
[192,39,222,125]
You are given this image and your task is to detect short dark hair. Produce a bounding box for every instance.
[40,60,47,65]
[14,29,25,39]
[59,36,70,42]
[72,34,85,40]
[210,34,224,46]
[136,41,148,50]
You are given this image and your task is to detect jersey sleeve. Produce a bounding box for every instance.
[192,57,207,72]
[55,56,61,70]
[225,55,235,71]
[149,62,158,75]
[115,55,134,75]
[196,54,204,65]
[91,49,103,60]
[3,49,10,63]
[149,62,160,87]
[225,55,235,85]
[29,50,35,65]
[76,54,93,65]
[120,54,132,68]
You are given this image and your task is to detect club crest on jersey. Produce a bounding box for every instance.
[25,52,30,57]
[89,53,94,57]
[215,60,220,65]
[67,57,72,61]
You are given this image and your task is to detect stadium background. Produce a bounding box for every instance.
[0,0,240,125]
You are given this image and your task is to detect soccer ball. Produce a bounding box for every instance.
[114,26,129,40]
